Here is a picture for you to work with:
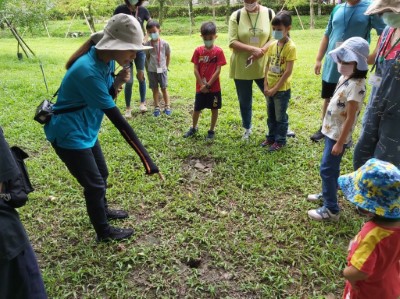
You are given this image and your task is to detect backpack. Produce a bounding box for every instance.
[0,146,34,208]
[236,7,274,24]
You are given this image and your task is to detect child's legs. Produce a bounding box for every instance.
[148,72,159,107]
[266,96,276,142]
[210,109,218,131]
[192,111,201,128]
[274,89,290,145]
[134,51,146,103]
[161,88,170,107]
[124,66,134,108]
[320,137,345,214]
[159,72,170,108]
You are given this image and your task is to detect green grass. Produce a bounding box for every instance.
[0,23,378,298]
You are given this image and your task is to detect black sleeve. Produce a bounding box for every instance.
[102,107,159,175]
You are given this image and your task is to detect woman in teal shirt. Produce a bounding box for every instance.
[45,14,161,242]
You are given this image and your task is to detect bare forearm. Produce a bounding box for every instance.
[316,35,329,62]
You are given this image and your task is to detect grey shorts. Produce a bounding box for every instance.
[148,71,168,89]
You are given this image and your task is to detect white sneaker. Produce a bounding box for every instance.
[124,108,132,119]
[308,206,339,222]
[139,102,147,112]
[242,128,252,140]
[307,193,323,201]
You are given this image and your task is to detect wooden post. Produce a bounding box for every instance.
[294,6,305,30]
[43,21,51,38]
[65,13,77,38]
[82,9,93,34]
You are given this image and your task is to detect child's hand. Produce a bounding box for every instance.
[200,84,209,93]
[314,60,322,75]
[331,142,344,156]
[263,88,269,96]
[265,87,277,97]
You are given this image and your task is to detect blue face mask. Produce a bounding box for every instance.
[150,32,159,41]
[129,0,138,5]
[272,30,284,40]
[382,12,400,28]
[204,39,214,48]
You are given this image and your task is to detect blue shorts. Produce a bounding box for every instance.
[194,91,222,111]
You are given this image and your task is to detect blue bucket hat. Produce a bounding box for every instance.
[328,37,369,71]
[338,158,400,218]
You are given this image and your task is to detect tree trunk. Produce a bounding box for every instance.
[212,0,216,21]
[225,0,230,25]
[159,0,165,25]
[87,3,96,33]
[318,0,322,16]
[310,0,315,29]
[189,0,195,26]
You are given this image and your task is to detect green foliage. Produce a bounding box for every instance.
[0,27,379,298]
[0,0,52,28]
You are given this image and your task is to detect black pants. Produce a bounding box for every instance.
[52,140,109,236]
[0,244,47,299]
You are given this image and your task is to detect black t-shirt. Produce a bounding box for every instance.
[113,4,151,29]
[0,128,28,261]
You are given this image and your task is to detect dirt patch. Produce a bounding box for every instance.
[181,156,216,183]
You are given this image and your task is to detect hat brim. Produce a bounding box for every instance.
[365,5,400,15]
[92,31,152,51]
[329,47,368,71]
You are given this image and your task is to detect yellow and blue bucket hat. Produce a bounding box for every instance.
[338,158,400,218]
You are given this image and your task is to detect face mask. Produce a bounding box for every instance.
[129,0,139,6]
[204,39,214,48]
[150,32,159,41]
[337,63,355,77]
[382,12,400,28]
[244,2,258,12]
[272,30,284,40]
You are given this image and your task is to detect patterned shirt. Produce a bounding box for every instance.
[322,76,366,144]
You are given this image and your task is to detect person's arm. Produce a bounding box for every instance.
[206,65,222,89]
[102,107,160,176]
[166,53,170,69]
[263,59,270,95]
[315,35,329,75]
[193,64,208,93]
[343,265,368,291]
[368,37,382,65]
[331,100,358,155]
[266,60,294,97]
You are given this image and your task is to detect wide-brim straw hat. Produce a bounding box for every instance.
[365,0,400,15]
[91,14,152,51]
[338,158,400,219]
[328,36,369,71]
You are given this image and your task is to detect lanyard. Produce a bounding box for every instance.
[333,78,350,97]
[151,39,161,66]
[276,39,287,60]
[342,3,358,40]
[371,29,400,72]
[246,10,260,36]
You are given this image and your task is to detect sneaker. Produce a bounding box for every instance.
[139,102,147,113]
[307,193,323,202]
[307,206,339,222]
[106,209,129,220]
[153,108,161,117]
[124,108,132,119]
[206,130,215,140]
[310,126,324,142]
[268,142,285,152]
[261,139,274,147]
[164,108,172,116]
[183,127,198,138]
[287,129,296,138]
[97,226,134,243]
[242,128,252,140]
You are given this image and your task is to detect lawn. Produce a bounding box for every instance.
[0,19,378,298]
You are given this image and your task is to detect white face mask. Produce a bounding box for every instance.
[337,63,355,77]
[382,12,400,28]
[244,2,258,12]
